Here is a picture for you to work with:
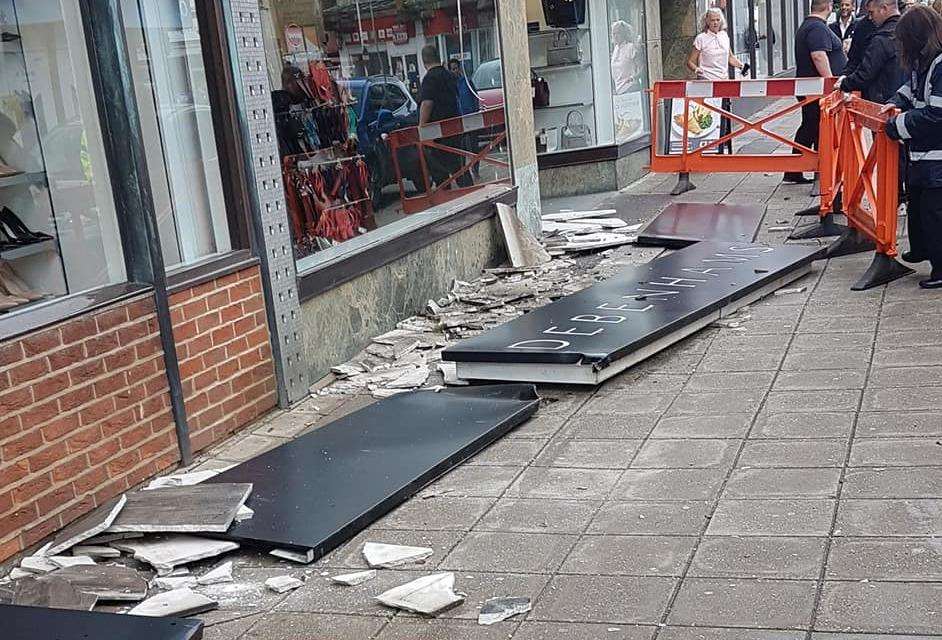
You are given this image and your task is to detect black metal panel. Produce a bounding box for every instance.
[636,203,766,248]
[441,242,821,367]
[2,604,202,640]
[208,385,540,555]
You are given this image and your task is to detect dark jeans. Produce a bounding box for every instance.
[424,134,473,190]
[906,185,942,278]
[794,99,821,152]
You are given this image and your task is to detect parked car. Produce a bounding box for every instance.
[471,59,505,109]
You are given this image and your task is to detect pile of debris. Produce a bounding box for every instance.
[0,473,530,625]
[541,208,642,255]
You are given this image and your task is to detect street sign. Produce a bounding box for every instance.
[442,242,821,384]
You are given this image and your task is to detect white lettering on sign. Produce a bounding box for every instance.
[622,289,680,300]
[508,339,570,350]
[728,245,774,253]
[681,267,732,277]
[597,302,654,312]
[544,326,604,336]
[571,314,626,324]
[646,277,705,287]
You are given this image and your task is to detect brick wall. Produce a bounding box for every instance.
[169,265,277,454]
[0,264,277,564]
[0,296,177,561]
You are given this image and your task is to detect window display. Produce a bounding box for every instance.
[254,0,510,271]
[0,0,125,315]
[528,0,650,155]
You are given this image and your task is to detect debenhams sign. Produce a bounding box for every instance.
[442,241,819,384]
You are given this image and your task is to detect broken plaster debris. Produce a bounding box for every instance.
[265,575,304,594]
[478,596,532,625]
[143,470,221,490]
[45,496,127,556]
[152,576,198,591]
[329,570,377,586]
[774,285,807,296]
[112,535,240,574]
[269,548,315,564]
[362,542,434,568]
[197,562,234,585]
[48,556,96,569]
[71,545,121,559]
[376,572,464,616]
[19,555,59,574]
[128,587,218,617]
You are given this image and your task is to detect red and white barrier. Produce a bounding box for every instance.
[657,77,836,99]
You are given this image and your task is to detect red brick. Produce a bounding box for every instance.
[0,386,32,414]
[73,466,108,494]
[202,346,227,368]
[135,336,162,359]
[0,490,12,515]
[21,398,59,430]
[59,317,97,345]
[99,409,138,437]
[229,281,254,302]
[140,431,174,459]
[22,513,62,547]
[181,298,208,320]
[0,341,23,367]
[193,403,224,431]
[69,359,106,385]
[218,272,240,287]
[195,312,222,334]
[86,437,120,466]
[173,320,198,343]
[233,315,256,336]
[118,424,151,449]
[140,394,168,418]
[95,307,129,332]
[93,371,128,398]
[32,372,71,402]
[46,343,86,371]
[40,413,80,442]
[9,358,50,386]
[207,290,230,309]
[126,461,158,489]
[37,483,75,515]
[0,414,21,440]
[12,473,53,505]
[185,392,210,416]
[0,535,22,563]
[113,384,146,411]
[216,357,240,381]
[103,347,136,372]
[190,280,216,299]
[206,381,231,405]
[78,397,116,427]
[169,288,192,306]
[21,328,62,357]
[51,454,89,483]
[185,333,212,359]
[1,429,42,461]
[189,428,214,452]
[142,375,168,398]
[116,320,150,347]
[65,426,103,454]
[225,337,250,359]
[211,325,236,346]
[58,386,92,412]
[219,303,241,324]
[106,450,141,477]
[0,459,29,487]
[125,297,156,320]
[58,494,96,526]
[93,477,129,505]
[0,504,38,539]
[28,441,69,473]
[84,332,120,358]
[241,295,264,314]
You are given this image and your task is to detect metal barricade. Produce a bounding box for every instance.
[385,108,509,214]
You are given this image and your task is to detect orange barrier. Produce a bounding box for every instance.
[649,78,836,174]
[386,108,509,214]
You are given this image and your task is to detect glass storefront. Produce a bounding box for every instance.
[253,0,510,272]
[0,0,125,315]
[728,0,800,78]
[525,0,650,156]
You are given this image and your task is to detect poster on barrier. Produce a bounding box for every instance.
[669,98,721,153]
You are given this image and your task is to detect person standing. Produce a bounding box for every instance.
[836,0,905,103]
[830,0,858,52]
[785,0,847,184]
[884,5,942,288]
[448,58,481,180]
[418,44,471,188]
[686,8,746,153]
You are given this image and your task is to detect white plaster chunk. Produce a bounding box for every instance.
[72,545,121,559]
[45,496,127,556]
[264,575,304,594]
[153,576,198,590]
[269,548,315,564]
[478,596,532,625]
[19,555,58,574]
[234,505,254,522]
[197,562,233,585]
[375,572,464,616]
[127,587,217,617]
[329,570,376,586]
[111,536,239,573]
[143,470,221,490]
[362,542,433,568]
[49,556,96,569]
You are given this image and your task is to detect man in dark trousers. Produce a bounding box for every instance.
[418,44,472,188]
[836,0,905,103]
[785,0,848,183]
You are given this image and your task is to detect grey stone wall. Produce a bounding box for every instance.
[659,0,698,80]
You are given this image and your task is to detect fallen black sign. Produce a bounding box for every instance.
[636,202,765,248]
[2,604,203,640]
[208,385,539,555]
[442,242,821,384]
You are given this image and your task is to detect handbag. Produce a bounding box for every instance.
[542,0,586,28]
[561,110,591,149]
[531,71,550,108]
[547,29,581,67]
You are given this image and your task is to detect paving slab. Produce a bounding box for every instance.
[375,496,495,531]
[855,411,942,437]
[440,531,577,573]
[514,622,654,640]
[649,414,753,439]
[659,627,805,640]
[750,412,855,439]
[816,581,942,634]
[556,412,659,439]
[465,439,545,466]
[587,501,711,535]
[506,468,622,499]
[532,438,640,469]
[723,468,842,498]
[528,575,676,624]
[631,439,740,469]
[668,578,817,628]
[834,499,942,536]
[826,538,942,581]
[707,499,836,536]
[738,440,847,467]
[688,536,827,578]
[841,468,942,498]
[560,535,697,576]
[475,498,602,534]
[241,613,384,640]
[667,390,766,417]
[849,439,942,467]
[613,469,728,501]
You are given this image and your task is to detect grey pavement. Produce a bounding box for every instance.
[190,106,942,639]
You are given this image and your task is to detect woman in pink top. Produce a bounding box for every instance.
[686,8,745,152]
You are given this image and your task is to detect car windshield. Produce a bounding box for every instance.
[472,60,503,90]
[340,81,364,103]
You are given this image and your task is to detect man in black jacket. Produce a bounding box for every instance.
[837,0,906,103]
[830,0,858,45]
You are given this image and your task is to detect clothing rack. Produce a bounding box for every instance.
[298,154,364,169]
[274,102,355,118]
[322,197,369,212]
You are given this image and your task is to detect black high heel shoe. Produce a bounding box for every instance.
[0,220,26,249]
[0,207,53,242]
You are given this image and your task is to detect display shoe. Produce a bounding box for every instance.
[0,261,43,301]
[0,161,21,178]
[0,219,26,248]
[783,172,813,184]
[901,251,927,264]
[0,207,53,242]
[919,277,942,289]
[0,292,28,311]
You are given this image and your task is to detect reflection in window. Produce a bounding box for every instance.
[0,0,125,315]
[256,0,509,269]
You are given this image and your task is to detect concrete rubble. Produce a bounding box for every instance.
[362,542,434,568]
[127,587,217,617]
[264,575,304,594]
[329,569,376,586]
[478,596,532,625]
[375,572,464,616]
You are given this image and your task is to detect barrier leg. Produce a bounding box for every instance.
[789,213,848,240]
[671,172,696,195]
[851,253,915,291]
[825,227,876,257]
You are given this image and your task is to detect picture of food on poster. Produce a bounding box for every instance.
[613,90,643,141]
[669,98,721,153]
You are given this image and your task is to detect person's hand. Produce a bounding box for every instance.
[695,67,704,78]
[879,103,896,114]
[834,75,846,90]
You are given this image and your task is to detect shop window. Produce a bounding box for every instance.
[252,0,510,271]
[0,0,126,316]
[120,0,232,271]
[528,0,650,154]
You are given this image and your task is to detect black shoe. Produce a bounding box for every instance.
[918,277,942,289]
[783,173,813,184]
[0,207,52,242]
[901,251,927,264]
